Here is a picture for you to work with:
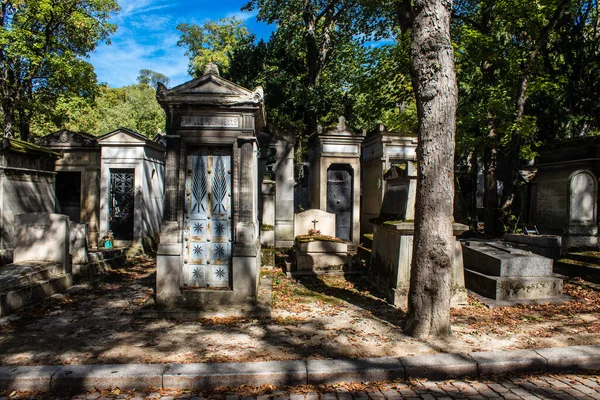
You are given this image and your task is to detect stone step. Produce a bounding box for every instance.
[0,262,64,292]
[73,249,127,279]
[554,258,600,284]
[0,273,73,317]
[565,251,600,265]
[464,268,563,301]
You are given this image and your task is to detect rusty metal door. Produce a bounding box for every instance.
[327,165,353,241]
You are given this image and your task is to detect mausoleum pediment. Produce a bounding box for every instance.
[97,127,165,151]
[157,68,263,107]
[36,130,97,148]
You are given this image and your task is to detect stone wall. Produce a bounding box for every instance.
[0,139,59,265]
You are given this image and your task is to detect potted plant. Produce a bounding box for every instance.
[99,231,114,249]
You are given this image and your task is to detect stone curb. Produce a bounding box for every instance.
[1,346,599,392]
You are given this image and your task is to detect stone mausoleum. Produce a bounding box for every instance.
[361,125,418,236]
[308,117,364,244]
[155,64,265,308]
[37,128,166,252]
[37,130,101,246]
[97,128,166,251]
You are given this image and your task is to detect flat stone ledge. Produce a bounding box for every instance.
[470,349,546,376]
[535,345,600,372]
[400,353,477,380]
[307,357,404,384]
[163,360,307,389]
[51,364,168,391]
[0,365,60,391]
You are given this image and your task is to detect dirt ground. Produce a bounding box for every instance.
[0,255,599,366]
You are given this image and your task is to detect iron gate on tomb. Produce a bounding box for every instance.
[109,169,135,240]
[327,164,353,241]
[183,148,232,288]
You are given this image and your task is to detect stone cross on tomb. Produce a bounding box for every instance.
[311,219,319,231]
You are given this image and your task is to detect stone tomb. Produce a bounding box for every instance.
[462,241,563,303]
[97,128,166,252]
[370,222,469,308]
[156,64,264,309]
[0,138,59,265]
[257,128,296,249]
[37,130,101,247]
[294,209,336,238]
[308,117,364,244]
[361,125,417,235]
[293,209,351,274]
[0,213,72,316]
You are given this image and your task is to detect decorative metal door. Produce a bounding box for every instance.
[183,149,232,288]
[109,169,135,240]
[327,165,353,241]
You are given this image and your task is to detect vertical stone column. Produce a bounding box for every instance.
[85,166,100,247]
[236,139,257,244]
[164,136,181,222]
[156,136,182,306]
[261,181,275,247]
[274,139,294,248]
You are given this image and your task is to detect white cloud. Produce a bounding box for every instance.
[116,0,177,19]
[89,31,190,88]
[226,9,258,21]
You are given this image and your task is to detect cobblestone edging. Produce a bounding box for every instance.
[0,346,599,392]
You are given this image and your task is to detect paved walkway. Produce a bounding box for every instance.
[7,373,599,399]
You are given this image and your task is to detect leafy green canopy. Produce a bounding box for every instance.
[31,83,166,138]
[0,0,119,141]
[176,4,416,140]
[177,17,254,78]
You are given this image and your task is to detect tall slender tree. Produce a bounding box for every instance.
[396,0,458,338]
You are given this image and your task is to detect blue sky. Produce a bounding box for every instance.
[88,0,274,88]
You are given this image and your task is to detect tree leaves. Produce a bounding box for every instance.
[0,0,119,140]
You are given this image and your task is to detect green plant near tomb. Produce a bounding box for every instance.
[260,224,274,231]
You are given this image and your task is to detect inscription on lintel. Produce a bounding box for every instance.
[181,115,239,128]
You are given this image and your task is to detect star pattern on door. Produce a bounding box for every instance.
[192,245,203,256]
[215,267,226,279]
[193,222,204,235]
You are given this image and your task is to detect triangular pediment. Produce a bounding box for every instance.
[97,127,147,145]
[36,130,97,148]
[96,127,165,151]
[168,74,254,97]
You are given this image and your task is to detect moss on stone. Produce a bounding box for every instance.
[295,234,344,243]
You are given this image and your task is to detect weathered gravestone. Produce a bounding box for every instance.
[0,213,72,316]
[294,209,336,238]
[369,162,468,308]
[563,170,598,249]
[14,213,71,272]
[70,222,89,265]
[370,222,469,308]
[293,209,352,274]
[462,241,564,303]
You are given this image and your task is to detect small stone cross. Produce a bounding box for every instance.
[311,219,319,231]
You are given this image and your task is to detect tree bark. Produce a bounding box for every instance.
[402,0,458,338]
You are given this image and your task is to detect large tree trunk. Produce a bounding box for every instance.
[403,0,458,338]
